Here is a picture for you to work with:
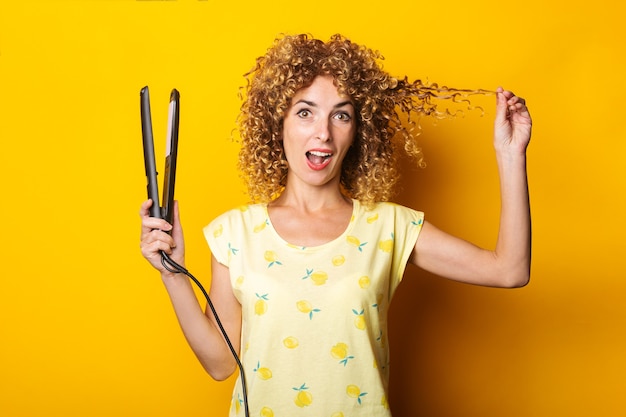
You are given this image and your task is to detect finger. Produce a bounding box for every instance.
[139,199,158,218]
[141,230,176,254]
[141,239,174,260]
[140,199,173,233]
[141,216,173,235]
[495,88,511,125]
[141,227,176,245]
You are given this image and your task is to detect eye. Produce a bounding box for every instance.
[296,109,312,118]
[334,112,353,122]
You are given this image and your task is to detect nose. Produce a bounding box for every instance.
[315,118,332,142]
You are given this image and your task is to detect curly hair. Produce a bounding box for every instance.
[236,33,490,204]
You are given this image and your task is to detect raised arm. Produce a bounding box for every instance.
[410,87,532,288]
[139,200,241,379]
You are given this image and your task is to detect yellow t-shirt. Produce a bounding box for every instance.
[204,200,424,416]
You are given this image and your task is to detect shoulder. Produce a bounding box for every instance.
[204,204,267,237]
[357,200,424,225]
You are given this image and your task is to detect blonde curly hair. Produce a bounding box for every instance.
[237,33,488,204]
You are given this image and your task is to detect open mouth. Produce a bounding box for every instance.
[305,150,333,171]
[306,150,332,165]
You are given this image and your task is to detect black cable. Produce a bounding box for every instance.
[160,251,250,417]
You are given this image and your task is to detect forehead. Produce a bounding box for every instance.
[292,75,353,105]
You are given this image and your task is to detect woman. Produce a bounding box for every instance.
[140,33,532,416]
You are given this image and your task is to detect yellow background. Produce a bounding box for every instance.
[1,1,624,416]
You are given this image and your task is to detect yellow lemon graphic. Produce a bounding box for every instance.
[254,361,272,380]
[346,384,367,404]
[330,343,348,360]
[332,255,345,266]
[381,395,389,409]
[235,276,244,288]
[238,205,248,212]
[310,271,328,285]
[358,276,370,289]
[378,239,393,253]
[264,250,282,267]
[260,407,274,417]
[283,336,299,349]
[331,413,345,417]
[346,385,361,398]
[297,300,320,319]
[255,300,267,315]
[256,367,272,380]
[232,395,242,414]
[294,390,313,407]
[254,220,268,233]
[347,235,367,252]
[255,293,269,315]
[346,236,361,247]
[367,213,379,223]
[296,300,312,314]
[213,224,223,238]
[352,309,366,330]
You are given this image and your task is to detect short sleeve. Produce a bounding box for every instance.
[389,204,424,293]
[203,210,235,267]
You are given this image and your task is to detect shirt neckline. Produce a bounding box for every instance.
[262,199,360,251]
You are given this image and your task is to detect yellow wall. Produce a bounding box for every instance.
[1,1,624,416]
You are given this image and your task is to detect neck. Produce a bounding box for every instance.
[270,182,351,212]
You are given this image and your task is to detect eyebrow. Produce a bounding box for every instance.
[294,99,354,109]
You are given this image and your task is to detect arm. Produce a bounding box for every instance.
[139,200,241,380]
[410,88,532,288]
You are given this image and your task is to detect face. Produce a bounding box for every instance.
[281,75,356,191]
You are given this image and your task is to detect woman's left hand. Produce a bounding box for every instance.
[494,87,532,155]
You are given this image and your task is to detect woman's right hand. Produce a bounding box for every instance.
[139,199,185,275]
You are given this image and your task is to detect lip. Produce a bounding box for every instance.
[306,148,333,171]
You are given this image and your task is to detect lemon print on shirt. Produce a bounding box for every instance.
[232,394,243,414]
[332,255,345,266]
[358,275,370,289]
[302,268,328,285]
[297,300,321,319]
[254,219,269,233]
[213,224,223,238]
[331,342,354,366]
[253,361,272,380]
[381,394,390,409]
[352,309,366,330]
[346,235,367,252]
[331,413,344,417]
[235,276,244,288]
[260,407,274,417]
[367,212,379,224]
[346,384,367,404]
[378,233,394,253]
[255,293,269,315]
[264,250,282,267]
[228,243,239,256]
[293,384,312,407]
[283,336,299,349]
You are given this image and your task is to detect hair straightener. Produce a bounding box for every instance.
[139,86,249,417]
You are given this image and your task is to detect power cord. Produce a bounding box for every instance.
[160,251,250,417]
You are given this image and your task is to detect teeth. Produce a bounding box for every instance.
[308,151,332,157]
